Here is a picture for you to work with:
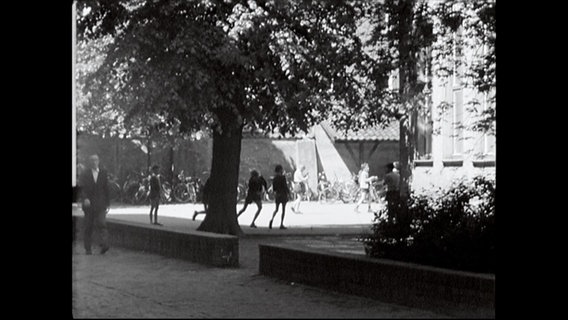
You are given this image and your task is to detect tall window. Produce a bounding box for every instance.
[482,92,496,156]
[452,89,464,156]
[451,27,464,157]
[452,28,464,88]
[416,91,433,160]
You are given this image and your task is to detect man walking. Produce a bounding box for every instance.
[78,154,111,255]
[383,162,400,222]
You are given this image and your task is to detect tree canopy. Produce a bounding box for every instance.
[77,0,394,140]
[77,0,495,140]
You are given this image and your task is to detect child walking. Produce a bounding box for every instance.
[354,162,377,213]
[291,165,309,214]
[237,170,268,228]
[148,165,163,226]
[268,165,290,230]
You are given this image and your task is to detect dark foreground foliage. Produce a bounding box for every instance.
[362,176,495,274]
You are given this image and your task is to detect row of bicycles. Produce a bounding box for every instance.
[107,170,206,205]
[107,170,386,205]
[239,173,386,204]
[316,178,386,204]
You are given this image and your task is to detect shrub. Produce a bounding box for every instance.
[362,176,495,273]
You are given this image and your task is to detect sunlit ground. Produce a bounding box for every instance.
[73,200,384,228]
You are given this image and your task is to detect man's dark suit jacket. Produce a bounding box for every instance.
[79,168,110,213]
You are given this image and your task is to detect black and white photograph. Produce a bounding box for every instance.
[71,0,496,318]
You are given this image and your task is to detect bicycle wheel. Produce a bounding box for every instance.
[341,183,358,203]
[161,182,172,203]
[326,188,338,203]
[108,182,121,202]
[123,182,140,204]
[173,184,191,203]
[188,185,197,203]
[134,186,148,205]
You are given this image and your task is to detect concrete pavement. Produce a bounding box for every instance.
[73,201,381,236]
[71,202,459,318]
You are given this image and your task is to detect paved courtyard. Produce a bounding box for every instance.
[72,202,459,318]
[105,200,382,229]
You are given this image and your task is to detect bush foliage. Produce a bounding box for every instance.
[362,176,495,273]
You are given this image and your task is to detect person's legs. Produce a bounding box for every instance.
[193,210,201,220]
[250,200,262,227]
[269,202,280,229]
[363,189,370,211]
[237,201,250,218]
[386,191,397,222]
[290,195,295,212]
[355,189,365,212]
[94,209,110,253]
[193,203,209,220]
[369,188,377,209]
[83,210,94,254]
[154,201,161,225]
[280,201,287,229]
[293,195,301,213]
[149,203,156,223]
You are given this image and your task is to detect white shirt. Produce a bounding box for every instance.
[92,168,99,184]
[294,169,306,183]
[359,170,369,189]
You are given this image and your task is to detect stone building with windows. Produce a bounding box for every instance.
[411,18,496,192]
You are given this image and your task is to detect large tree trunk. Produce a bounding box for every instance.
[147,136,152,174]
[398,118,412,201]
[197,125,244,236]
[396,0,417,228]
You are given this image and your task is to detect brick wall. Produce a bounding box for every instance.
[335,141,399,178]
[238,138,296,183]
[76,134,300,187]
[73,216,239,267]
[259,243,494,317]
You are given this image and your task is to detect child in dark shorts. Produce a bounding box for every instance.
[148,165,162,226]
[237,170,268,228]
[268,165,290,229]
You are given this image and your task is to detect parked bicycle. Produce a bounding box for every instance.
[107,173,122,203]
[133,175,150,204]
[121,170,146,204]
[370,179,386,204]
[172,170,197,203]
[337,179,359,203]
[318,176,338,202]
[318,173,359,203]
[160,180,172,203]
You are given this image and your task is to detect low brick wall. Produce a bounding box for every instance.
[72,216,238,267]
[259,244,494,317]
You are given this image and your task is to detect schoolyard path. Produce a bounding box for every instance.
[72,202,456,318]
